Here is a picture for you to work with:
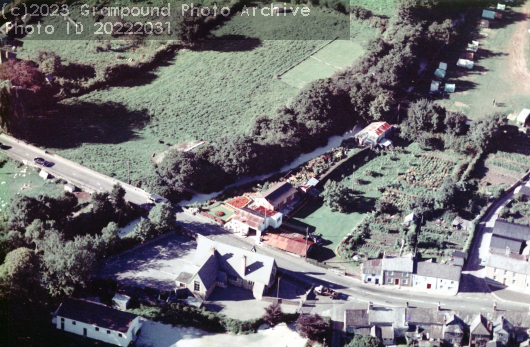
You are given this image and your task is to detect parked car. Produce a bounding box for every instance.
[314,285,339,299]
[308,234,323,245]
[34,157,46,165]
[148,194,171,204]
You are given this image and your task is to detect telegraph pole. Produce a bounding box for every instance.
[352,165,355,191]
[305,227,309,259]
[127,160,130,184]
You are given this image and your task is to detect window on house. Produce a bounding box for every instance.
[367,278,372,282]
[118,333,122,338]
[403,273,409,277]
[95,327,99,331]
[72,321,76,325]
[504,270,508,275]
[107,330,111,334]
[451,281,454,284]
[440,286,444,289]
[228,274,237,281]
[194,281,200,291]
[403,279,408,284]
[60,318,64,322]
[494,268,497,273]
[248,281,254,288]
[512,280,516,285]
[388,278,393,283]
[389,271,394,275]
[494,276,497,280]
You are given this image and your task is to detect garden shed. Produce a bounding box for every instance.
[434,68,446,78]
[497,4,505,10]
[457,59,474,69]
[444,84,456,93]
[480,19,490,28]
[482,9,495,19]
[112,294,131,310]
[430,80,441,92]
[516,109,530,126]
[64,183,76,192]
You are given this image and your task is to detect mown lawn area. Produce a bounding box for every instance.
[288,200,365,261]
[435,5,529,120]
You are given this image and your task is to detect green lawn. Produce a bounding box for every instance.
[288,200,365,261]
[0,154,67,219]
[207,204,234,222]
[435,5,529,120]
[281,40,365,89]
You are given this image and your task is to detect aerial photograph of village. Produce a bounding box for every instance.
[0,0,529,346]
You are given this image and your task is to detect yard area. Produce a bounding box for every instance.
[136,320,307,347]
[434,4,530,120]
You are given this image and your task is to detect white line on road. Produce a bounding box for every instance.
[481,308,487,310]
[72,173,76,175]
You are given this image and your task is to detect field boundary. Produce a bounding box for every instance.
[276,37,338,78]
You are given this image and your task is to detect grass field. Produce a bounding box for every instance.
[280,40,365,89]
[435,5,529,120]
[19,6,376,185]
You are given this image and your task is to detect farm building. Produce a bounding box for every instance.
[254,181,297,211]
[354,122,393,147]
[262,230,315,257]
[439,62,448,70]
[52,298,142,346]
[482,9,495,20]
[188,235,278,300]
[516,109,530,126]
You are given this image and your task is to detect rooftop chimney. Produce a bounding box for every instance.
[525,255,529,262]
[241,255,247,276]
[437,302,441,311]
[210,246,216,256]
[383,251,387,259]
[506,246,511,256]
[406,302,409,308]
[493,302,497,311]
[368,302,373,312]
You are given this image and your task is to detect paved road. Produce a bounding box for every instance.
[176,210,530,313]
[2,133,528,312]
[0,134,150,206]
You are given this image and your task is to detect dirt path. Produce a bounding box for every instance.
[508,2,530,92]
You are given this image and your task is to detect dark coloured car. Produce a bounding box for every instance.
[34,157,46,165]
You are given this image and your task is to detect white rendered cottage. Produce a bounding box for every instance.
[412,262,461,294]
[53,298,142,346]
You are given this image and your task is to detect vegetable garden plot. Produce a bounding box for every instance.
[397,155,457,191]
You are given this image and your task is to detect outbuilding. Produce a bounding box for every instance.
[516,109,530,126]
[53,298,142,346]
[482,9,496,20]
[457,59,474,69]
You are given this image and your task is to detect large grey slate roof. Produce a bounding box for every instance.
[195,235,276,285]
[362,259,382,274]
[493,220,530,242]
[382,256,414,273]
[260,181,297,206]
[406,307,445,325]
[470,314,491,335]
[370,307,406,327]
[345,309,370,327]
[490,235,523,252]
[416,262,462,281]
[486,254,530,275]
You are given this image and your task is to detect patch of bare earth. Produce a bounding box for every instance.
[152,140,206,164]
[454,101,470,108]
[480,166,520,186]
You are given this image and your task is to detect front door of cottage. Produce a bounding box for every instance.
[395,278,399,285]
[83,328,87,338]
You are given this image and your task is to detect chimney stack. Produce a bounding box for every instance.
[383,251,387,259]
[493,302,497,311]
[406,302,409,308]
[437,302,441,311]
[368,302,373,312]
[241,255,247,276]
[506,246,511,256]
[210,246,216,256]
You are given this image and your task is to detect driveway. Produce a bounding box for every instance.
[136,320,307,347]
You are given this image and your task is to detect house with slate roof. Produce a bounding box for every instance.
[361,258,382,284]
[493,316,514,345]
[490,220,530,253]
[185,235,277,300]
[53,298,142,346]
[444,314,465,346]
[254,181,298,211]
[382,254,414,287]
[412,262,462,294]
[484,253,530,293]
[470,314,492,347]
